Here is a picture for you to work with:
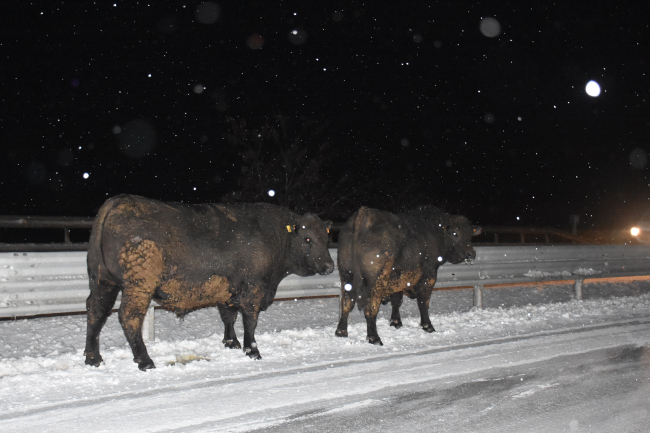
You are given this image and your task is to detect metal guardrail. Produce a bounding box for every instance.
[3,245,650,341]
[474,226,594,245]
[0,216,94,252]
[0,215,601,251]
[436,245,650,307]
[0,249,341,318]
[4,244,650,315]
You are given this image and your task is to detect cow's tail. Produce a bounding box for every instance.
[350,207,368,311]
[87,195,124,292]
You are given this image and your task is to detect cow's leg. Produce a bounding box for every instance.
[364,299,383,346]
[84,276,120,367]
[335,273,356,337]
[240,307,262,359]
[362,256,395,345]
[389,292,404,329]
[217,304,241,349]
[239,284,265,359]
[416,285,435,333]
[119,286,156,370]
[116,240,165,371]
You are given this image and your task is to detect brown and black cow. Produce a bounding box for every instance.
[335,206,480,345]
[84,194,334,370]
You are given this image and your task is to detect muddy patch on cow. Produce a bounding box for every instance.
[156,275,232,311]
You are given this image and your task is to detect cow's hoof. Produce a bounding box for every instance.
[389,318,402,329]
[223,338,242,349]
[421,324,436,333]
[244,347,262,360]
[367,336,383,346]
[137,360,156,371]
[134,357,156,371]
[335,328,348,338]
[84,354,103,367]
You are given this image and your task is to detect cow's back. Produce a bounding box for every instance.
[94,195,291,286]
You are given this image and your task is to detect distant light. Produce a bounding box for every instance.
[268,189,275,197]
[586,80,601,97]
[344,283,352,291]
[83,172,89,179]
[631,227,641,236]
[517,216,520,220]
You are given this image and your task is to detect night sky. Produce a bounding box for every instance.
[2,1,650,231]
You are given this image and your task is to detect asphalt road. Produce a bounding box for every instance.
[247,321,650,433]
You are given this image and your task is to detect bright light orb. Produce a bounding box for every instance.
[267,189,275,197]
[344,283,352,291]
[586,80,601,97]
[479,17,501,38]
[83,172,89,179]
[631,227,641,237]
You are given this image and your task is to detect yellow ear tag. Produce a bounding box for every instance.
[286,225,292,233]
[326,228,330,234]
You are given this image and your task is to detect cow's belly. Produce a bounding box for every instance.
[153,275,233,310]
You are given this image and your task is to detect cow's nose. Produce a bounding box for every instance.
[324,261,335,274]
[466,250,475,259]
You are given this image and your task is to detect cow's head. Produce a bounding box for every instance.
[441,215,481,264]
[288,213,335,276]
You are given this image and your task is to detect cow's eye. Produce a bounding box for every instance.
[305,238,311,244]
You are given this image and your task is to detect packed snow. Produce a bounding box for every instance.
[1,277,649,431]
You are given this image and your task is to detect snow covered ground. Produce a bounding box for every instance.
[1,277,650,432]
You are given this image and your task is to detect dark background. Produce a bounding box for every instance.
[2,1,649,232]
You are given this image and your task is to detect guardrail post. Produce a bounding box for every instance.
[473,284,483,309]
[142,305,155,342]
[574,278,583,300]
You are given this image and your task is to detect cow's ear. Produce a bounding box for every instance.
[325,220,333,233]
[472,225,482,236]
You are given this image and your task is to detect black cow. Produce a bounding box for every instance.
[84,194,334,370]
[335,206,480,345]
